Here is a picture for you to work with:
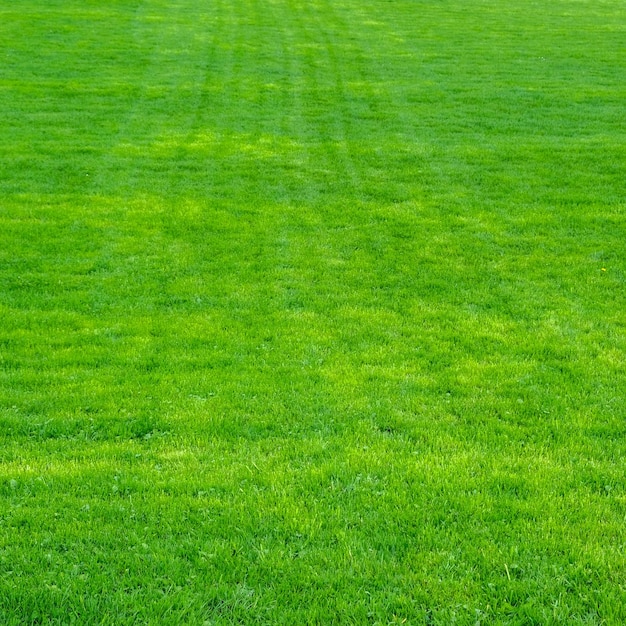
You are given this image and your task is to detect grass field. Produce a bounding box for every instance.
[1,0,625,623]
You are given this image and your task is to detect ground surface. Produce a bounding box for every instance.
[0,0,625,623]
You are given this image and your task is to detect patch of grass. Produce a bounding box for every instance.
[1,0,624,623]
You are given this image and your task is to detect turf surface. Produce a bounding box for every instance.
[1,0,625,623]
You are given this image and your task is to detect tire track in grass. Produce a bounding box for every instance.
[257,1,420,386]
[281,0,366,207]
[139,0,366,434]
[278,3,426,338]
[93,0,221,198]
[254,1,350,435]
[252,2,354,329]
[144,0,330,435]
[212,0,343,433]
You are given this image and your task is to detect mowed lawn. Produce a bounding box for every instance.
[1,0,625,623]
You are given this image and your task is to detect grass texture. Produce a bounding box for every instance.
[1,0,625,623]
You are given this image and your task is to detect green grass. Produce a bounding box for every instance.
[1,0,625,623]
